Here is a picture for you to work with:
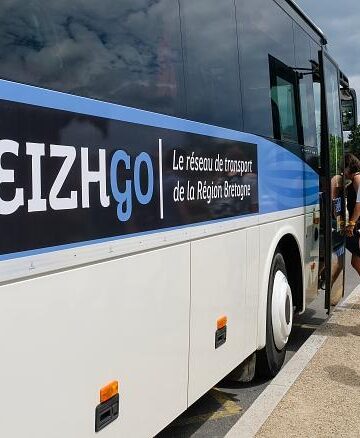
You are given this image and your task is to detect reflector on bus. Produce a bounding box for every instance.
[100,380,119,403]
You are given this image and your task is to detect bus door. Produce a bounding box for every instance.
[320,50,346,313]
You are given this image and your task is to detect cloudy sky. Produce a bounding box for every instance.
[296,0,360,113]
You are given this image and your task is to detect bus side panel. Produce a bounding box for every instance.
[188,228,259,405]
[0,244,190,438]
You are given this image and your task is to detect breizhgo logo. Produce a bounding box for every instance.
[0,99,258,258]
[0,139,154,222]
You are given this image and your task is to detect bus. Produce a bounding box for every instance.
[0,0,356,436]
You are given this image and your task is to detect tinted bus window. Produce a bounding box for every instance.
[294,24,317,147]
[324,60,342,144]
[311,41,322,152]
[271,76,299,143]
[0,0,185,117]
[269,56,300,143]
[180,0,242,130]
[236,0,296,138]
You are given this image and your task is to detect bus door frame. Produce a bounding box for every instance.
[320,49,346,314]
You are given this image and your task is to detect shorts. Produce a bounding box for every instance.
[346,234,360,257]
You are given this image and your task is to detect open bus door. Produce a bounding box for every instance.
[320,50,346,313]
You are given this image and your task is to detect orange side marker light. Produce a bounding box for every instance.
[100,380,119,404]
[217,316,227,330]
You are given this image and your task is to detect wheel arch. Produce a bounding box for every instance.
[277,234,303,313]
[257,226,304,351]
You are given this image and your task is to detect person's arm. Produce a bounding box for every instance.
[347,175,360,236]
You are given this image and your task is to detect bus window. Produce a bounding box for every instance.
[0,0,186,117]
[269,56,299,144]
[313,81,322,153]
[235,0,295,138]
[324,56,343,187]
[311,42,322,154]
[294,24,317,148]
[179,0,242,130]
[271,77,298,143]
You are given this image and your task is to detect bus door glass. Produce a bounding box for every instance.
[321,51,346,312]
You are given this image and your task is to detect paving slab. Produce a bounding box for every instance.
[227,285,360,438]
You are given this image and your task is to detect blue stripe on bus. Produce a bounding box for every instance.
[0,79,320,261]
[0,79,257,144]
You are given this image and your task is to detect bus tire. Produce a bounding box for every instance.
[256,251,293,378]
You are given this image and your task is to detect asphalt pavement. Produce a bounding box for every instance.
[254,283,360,437]
[157,252,358,438]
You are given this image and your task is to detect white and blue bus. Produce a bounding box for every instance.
[0,0,356,436]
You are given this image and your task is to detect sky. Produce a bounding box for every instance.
[296,0,360,114]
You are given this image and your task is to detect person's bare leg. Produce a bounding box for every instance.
[351,254,360,276]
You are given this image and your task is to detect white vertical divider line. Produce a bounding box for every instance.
[159,138,164,219]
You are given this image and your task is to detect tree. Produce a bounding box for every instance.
[345,124,360,156]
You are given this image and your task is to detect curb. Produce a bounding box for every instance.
[225,284,360,438]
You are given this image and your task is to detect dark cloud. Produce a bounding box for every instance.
[296,0,360,112]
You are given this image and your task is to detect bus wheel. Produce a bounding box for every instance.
[256,251,293,378]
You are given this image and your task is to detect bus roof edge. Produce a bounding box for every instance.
[285,0,328,45]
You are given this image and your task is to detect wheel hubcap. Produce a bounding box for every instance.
[271,271,293,350]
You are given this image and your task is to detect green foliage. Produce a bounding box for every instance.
[345,124,360,156]
[329,134,343,176]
